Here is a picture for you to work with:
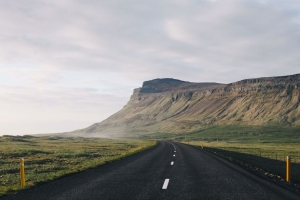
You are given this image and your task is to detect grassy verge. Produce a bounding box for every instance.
[141,125,300,143]
[151,125,300,187]
[188,141,300,163]
[184,140,300,191]
[0,135,156,196]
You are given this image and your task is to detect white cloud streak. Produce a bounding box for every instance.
[0,85,126,135]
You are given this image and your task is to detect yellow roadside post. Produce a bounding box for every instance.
[286,156,291,183]
[20,158,25,187]
[200,142,204,149]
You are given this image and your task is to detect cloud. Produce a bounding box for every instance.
[1,0,300,82]
[0,85,128,135]
[1,0,300,134]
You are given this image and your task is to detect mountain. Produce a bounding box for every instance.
[67,74,300,138]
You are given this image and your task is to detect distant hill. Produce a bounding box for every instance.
[65,73,300,138]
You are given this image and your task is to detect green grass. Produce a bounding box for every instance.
[141,125,300,183]
[141,125,300,143]
[188,141,300,183]
[182,126,300,166]
[2,125,300,195]
[189,141,300,163]
[175,125,300,183]
[0,135,156,196]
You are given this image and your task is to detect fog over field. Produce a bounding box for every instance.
[1,0,300,135]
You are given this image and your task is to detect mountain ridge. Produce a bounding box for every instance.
[67,73,300,138]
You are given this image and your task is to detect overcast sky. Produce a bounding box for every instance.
[1,0,300,135]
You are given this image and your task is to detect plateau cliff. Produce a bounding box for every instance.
[69,74,300,137]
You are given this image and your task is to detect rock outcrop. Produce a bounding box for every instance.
[69,73,300,137]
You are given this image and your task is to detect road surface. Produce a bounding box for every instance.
[1,141,299,200]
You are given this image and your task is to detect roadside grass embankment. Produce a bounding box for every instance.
[190,141,300,183]
[0,135,156,196]
[181,136,300,193]
[143,125,300,189]
[141,125,300,143]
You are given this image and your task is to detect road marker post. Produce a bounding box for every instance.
[20,158,25,187]
[200,142,204,149]
[286,156,291,183]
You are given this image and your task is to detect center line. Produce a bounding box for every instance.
[173,154,175,157]
[171,161,174,165]
[162,179,170,189]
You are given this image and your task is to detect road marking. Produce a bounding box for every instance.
[173,154,175,157]
[162,179,170,189]
[167,142,176,151]
[171,161,174,165]
[174,151,176,153]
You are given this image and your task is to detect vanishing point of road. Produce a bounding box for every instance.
[2,141,300,200]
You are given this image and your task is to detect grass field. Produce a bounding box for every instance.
[2,125,300,195]
[142,125,300,183]
[195,141,300,162]
[142,125,300,143]
[177,125,300,184]
[188,141,300,185]
[0,135,156,196]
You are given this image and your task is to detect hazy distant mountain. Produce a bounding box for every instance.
[65,74,300,138]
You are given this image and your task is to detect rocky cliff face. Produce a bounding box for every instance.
[70,74,300,137]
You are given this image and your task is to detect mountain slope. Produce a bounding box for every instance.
[69,74,300,137]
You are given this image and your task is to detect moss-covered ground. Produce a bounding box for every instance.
[0,135,156,196]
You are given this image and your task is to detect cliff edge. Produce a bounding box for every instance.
[68,73,300,137]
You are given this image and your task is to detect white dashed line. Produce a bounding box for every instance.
[162,179,170,189]
[174,151,176,153]
[168,142,176,151]
[171,161,174,165]
[173,154,175,157]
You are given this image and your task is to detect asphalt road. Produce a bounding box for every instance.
[2,141,300,200]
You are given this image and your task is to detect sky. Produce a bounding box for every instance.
[1,0,300,135]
